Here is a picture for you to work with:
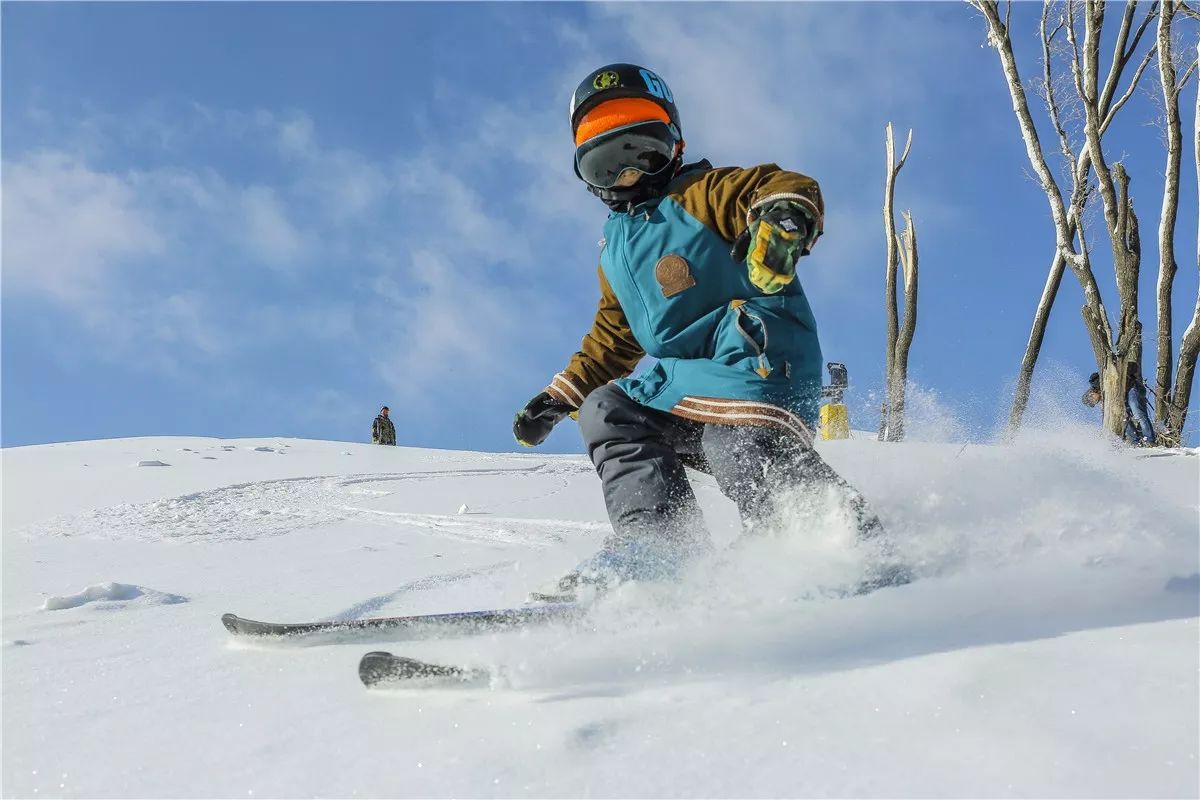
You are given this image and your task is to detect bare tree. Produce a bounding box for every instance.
[1160,36,1200,444]
[1154,2,1200,445]
[1003,0,1159,434]
[971,0,1158,442]
[881,123,919,442]
[1070,3,1153,439]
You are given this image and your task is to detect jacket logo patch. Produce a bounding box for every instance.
[655,254,696,298]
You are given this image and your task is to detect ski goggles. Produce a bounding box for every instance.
[574,120,679,190]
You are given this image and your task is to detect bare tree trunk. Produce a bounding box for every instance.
[881,122,912,441]
[1101,359,1131,436]
[1155,0,1183,427]
[1163,38,1200,445]
[1071,3,1150,440]
[1169,297,1200,442]
[1009,254,1068,434]
[891,211,919,442]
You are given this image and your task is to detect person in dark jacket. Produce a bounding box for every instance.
[372,406,396,446]
[513,63,905,600]
[1082,371,1157,445]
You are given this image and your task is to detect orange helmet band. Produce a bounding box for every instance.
[574,98,671,147]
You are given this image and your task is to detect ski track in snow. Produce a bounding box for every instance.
[327,562,519,621]
[340,508,604,546]
[16,462,598,545]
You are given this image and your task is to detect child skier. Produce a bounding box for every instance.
[514,63,901,600]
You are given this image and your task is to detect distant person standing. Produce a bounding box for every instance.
[372,406,396,446]
[1082,371,1156,446]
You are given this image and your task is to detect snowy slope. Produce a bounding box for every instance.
[2,433,1197,798]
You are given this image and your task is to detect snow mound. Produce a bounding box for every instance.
[135,460,170,467]
[42,581,189,611]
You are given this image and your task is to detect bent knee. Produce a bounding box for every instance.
[577,384,636,448]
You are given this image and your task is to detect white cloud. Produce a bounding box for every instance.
[139,292,231,363]
[239,185,306,267]
[2,101,582,405]
[249,302,360,344]
[475,104,596,233]
[371,247,526,388]
[595,3,951,163]
[276,113,318,159]
[2,147,308,368]
[58,290,233,375]
[2,151,165,302]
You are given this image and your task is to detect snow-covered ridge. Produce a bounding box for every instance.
[2,435,1197,797]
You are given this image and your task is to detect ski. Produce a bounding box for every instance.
[221,601,583,640]
[358,651,490,688]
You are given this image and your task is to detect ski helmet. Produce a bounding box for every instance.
[569,63,681,141]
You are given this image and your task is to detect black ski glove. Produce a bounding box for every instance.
[513,391,573,447]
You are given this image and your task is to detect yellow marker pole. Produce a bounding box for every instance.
[820,403,850,440]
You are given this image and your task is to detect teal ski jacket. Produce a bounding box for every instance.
[546,162,825,444]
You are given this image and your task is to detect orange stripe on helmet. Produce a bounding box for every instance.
[574,98,671,147]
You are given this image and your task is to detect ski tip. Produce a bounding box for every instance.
[221,613,289,637]
[358,651,399,688]
[357,651,489,689]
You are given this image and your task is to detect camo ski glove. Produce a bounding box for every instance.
[731,199,819,294]
[513,391,573,447]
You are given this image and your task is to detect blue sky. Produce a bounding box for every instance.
[3,2,1197,451]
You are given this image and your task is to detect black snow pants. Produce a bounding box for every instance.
[577,383,883,552]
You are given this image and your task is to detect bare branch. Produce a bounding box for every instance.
[1077,2,1123,243]
[884,122,902,400]
[1066,1,1094,108]
[1102,41,1160,130]
[1043,3,1076,165]
[1097,0,1137,112]
[1124,1,1161,67]
[973,2,1075,250]
[1070,150,1117,355]
[897,211,919,362]
[1175,58,1198,96]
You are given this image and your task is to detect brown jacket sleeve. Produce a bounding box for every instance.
[546,266,645,408]
[671,163,824,246]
